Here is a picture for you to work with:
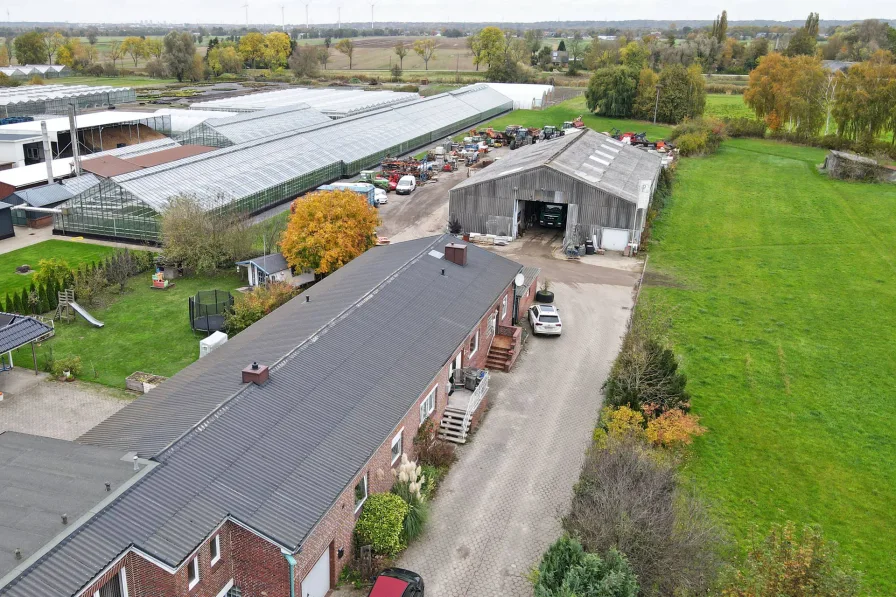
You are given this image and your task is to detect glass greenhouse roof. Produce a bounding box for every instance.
[189,87,420,118]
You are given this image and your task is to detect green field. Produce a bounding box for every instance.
[465,96,674,141]
[643,138,896,593]
[58,75,177,87]
[705,93,753,120]
[0,240,114,299]
[18,272,242,388]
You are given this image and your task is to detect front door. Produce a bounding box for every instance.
[450,352,462,378]
[301,546,331,597]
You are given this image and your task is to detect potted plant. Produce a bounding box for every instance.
[535,279,554,303]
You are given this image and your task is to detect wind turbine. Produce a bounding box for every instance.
[336,5,342,29]
[369,2,375,30]
[279,4,285,30]
[240,2,248,27]
[302,0,311,29]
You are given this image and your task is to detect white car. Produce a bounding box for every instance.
[396,175,417,195]
[529,304,562,335]
[374,188,388,205]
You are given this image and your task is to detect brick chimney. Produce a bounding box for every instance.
[242,362,269,385]
[445,243,467,267]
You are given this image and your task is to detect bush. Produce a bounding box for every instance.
[413,419,456,468]
[419,464,446,499]
[354,493,409,556]
[722,522,861,596]
[145,59,167,78]
[225,281,298,335]
[671,117,726,156]
[645,409,707,448]
[391,454,429,543]
[563,437,723,596]
[533,536,639,597]
[395,84,419,93]
[32,258,71,288]
[724,117,767,138]
[72,265,107,307]
[50,355,82,379]
[705,83,746,95]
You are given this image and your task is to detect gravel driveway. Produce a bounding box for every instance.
[398,261,636,595]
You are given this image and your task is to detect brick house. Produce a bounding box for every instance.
[0,234,526,597]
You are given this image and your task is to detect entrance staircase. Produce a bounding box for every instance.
[486,335,514,371]
[438,407,470,444]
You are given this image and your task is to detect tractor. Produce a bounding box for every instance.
[541,125,563,140]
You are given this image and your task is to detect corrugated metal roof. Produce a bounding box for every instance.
[2,236,521,597]
[0,432,138,580]
[80,156,144,178]
[0,314,53,353]
[9,184,73,208]
[60,173,101,195]
[515,266,540,297]
[451,129,663,203]
[239,253,289,274]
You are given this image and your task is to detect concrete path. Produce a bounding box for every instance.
[398,272,635,596]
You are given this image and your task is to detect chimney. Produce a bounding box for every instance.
[445,243,467,267]
[242,361,269,385]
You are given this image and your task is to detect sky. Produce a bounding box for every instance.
[11,0,892,27]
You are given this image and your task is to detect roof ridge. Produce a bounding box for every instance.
[545,129,589,166]
[156,236,445,462]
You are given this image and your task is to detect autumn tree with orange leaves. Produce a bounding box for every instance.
[281,189,380,276]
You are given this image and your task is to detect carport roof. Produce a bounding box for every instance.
[451,130,663,203]
[2,236,523,597]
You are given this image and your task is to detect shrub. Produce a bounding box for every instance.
[721,522,861,597]
[671,117,726,156]
[705,83,746,95]
[564,437,723,596]
[413,419,456,468]
[50,355,82,379]
[33,258,71,288]
[645,409,707,448]
[593,406,645,447]
[533,535,639,597]
[354,493,409,556]
[419,464,446,499]
[225,281,297,335]
[72,265,107,307]
[724,117,767,138]
[391,454,429,543]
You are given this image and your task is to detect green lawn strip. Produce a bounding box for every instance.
[643,138,896,593]
[18,273,242,388]
[0,240,115,299]
[455,96,674,142]
[704,93,753,120]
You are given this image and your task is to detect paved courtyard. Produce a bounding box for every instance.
[398,239,639,596]
[0,368,131,440]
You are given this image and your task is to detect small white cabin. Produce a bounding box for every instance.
[236,253,314,288]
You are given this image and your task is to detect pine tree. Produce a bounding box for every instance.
[48,278,58,310]
[3,293,11,313]
[18,288,28,313]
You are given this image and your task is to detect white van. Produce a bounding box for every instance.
[396,175,417,195]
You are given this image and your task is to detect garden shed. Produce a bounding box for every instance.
[448,130,663,250]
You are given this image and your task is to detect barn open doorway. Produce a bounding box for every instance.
[517,200,567,237]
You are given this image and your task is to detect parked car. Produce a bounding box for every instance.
[396,175,417,195]
[375,188,388,205]
[529,304,562,335]
[367,568,424,596]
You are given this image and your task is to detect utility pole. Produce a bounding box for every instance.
[337,6,341,29]
[653,83,663,125]
[370,2,375,30]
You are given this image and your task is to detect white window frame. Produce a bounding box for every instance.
[354,474,368,512]
[187,556,200,590]
[391,428,403,465]
[93,569,129,597]
[501,295,508,321]
[209,534,220,567]
[469,329,479,357]
[418,387,436,426]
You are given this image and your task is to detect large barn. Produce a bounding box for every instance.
[449,130,664,251]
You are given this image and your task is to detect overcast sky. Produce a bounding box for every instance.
[13,0,892,27]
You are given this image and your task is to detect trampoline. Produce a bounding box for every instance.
[189,290,234,334]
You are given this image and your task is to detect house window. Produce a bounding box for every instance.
[94,570,127,597]
[469,330,479,357]
[391,429,403,465]
[419,386,436,425]
[501,295,508,321]
[187,556,200,590]
[354,474,368,512]
[210,534,220,566]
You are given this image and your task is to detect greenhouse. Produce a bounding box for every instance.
[190,87,420,119]
[176,104,331,147]
[0,84,136,117]
[53,84,512,243]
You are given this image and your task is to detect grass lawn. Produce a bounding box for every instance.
[18,273,243,388]
[643,138,896,593]
[705,93,752,120]
[0,240,114,299]
[460,96,674,141]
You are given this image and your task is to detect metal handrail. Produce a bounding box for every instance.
[461,371,489,437]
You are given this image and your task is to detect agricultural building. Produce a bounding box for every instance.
[53,85,512,243]
[190,87,420,119]
[0,84,135,118]
[176,104,331,147]
[484,83,554,109]
[448,130,663,251]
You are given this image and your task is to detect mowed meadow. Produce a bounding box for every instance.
[643,138,896,593]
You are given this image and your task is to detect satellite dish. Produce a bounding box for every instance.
[514,272,525,286]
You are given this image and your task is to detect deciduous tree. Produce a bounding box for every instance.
[466,32,484,71]
[207,45,242,75]
[281,189,379,276]
[478,26,505,68]
[163,31,197,82]
[160,195,252,274]
[238,32,266,68]
[120,36,145,67]
[108,40,124,68]
[264,32,291,68]
[393,41,408,69]
[288,44,320,78]
[14,31,46,65]
[42,31,65,65]
[632,67,660,120]
[143,38,163,61]
[413,38,436,70]
[585,66,638,117]
[334,38,355,69]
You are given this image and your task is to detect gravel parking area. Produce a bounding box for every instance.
[0,369,131,440]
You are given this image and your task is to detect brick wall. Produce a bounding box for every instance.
[75,281,517,597]
[516,274,539,319]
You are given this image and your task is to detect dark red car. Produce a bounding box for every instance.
[367,568,425,597]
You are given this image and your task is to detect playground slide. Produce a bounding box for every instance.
[69,301,104,328]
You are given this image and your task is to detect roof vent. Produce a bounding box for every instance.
[242,361,269,385]
[445,243,467,267]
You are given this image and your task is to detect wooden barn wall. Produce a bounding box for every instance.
[448,166,637,236]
